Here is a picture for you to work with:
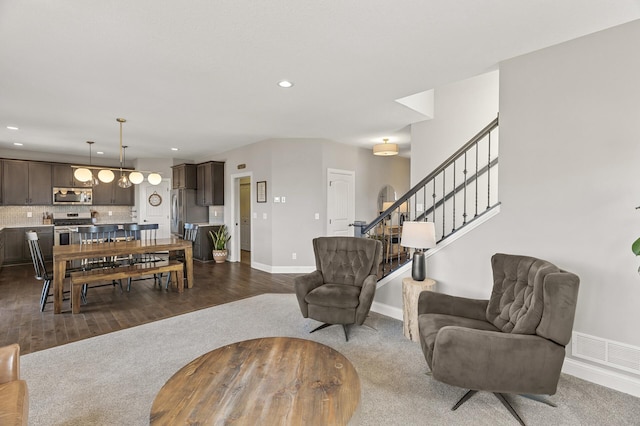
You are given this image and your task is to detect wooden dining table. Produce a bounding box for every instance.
[52,237,194,314]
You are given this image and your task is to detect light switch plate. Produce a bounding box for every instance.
[263,213,267,220]
[314,213,320,220]
[281,196,286,203]
[274,197,280,203]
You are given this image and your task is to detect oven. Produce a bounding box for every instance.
[53,213,93,245]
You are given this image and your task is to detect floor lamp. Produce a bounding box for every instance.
[400,221,436,281]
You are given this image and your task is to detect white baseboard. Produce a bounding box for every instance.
[562,357,640,398]
[371,301,403,321]
[251,262,314,274]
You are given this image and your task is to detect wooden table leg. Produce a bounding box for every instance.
[184,246,193,288]
[53,260,67,314]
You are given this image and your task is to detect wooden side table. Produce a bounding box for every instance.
[402,277,436,342]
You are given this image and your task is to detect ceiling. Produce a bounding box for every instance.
[1,1,639,162]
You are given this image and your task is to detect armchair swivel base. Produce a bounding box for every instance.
[310,323,351,341]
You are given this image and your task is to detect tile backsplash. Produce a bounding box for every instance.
[0,205,134,227]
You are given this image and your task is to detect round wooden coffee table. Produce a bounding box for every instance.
[150,337,360,425]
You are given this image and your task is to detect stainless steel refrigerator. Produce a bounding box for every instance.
[170,189,209,237]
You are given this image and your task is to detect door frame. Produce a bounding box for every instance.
[230,171,253,264]
[326,168,355,236]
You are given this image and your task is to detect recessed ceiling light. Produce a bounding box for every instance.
[171,148,178,151]
[278,80,294,88]
[7,126,18,130]
[97,151,104,155]
[13,142,23,146]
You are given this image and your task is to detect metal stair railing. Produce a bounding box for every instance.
[361,116,500,278]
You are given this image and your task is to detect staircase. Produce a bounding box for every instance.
[360,116,500,280]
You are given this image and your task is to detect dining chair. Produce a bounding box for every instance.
[166,223,198,290]
[122,223,164,290]
[25,231,81,311]
[75,224,123,300]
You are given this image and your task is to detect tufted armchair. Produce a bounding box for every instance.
[418,253,579,425]
[295,236,383,341]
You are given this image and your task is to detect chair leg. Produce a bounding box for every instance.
[451,390,477,411]
[127,277,132,292]
[165,272,171,290]
[81,284,88,305]
[310,323,333,334]
[40,279,51,312]
[494,393,526,426]
[309,323,350,342]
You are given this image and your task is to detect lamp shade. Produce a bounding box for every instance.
[373,142,398,156]
[74,167,92,182]
[128,171,144,184]
[98,169,115,183]
[147,173,162,185]
[400,221,436,249]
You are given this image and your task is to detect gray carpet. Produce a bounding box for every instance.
[22,294,640,425]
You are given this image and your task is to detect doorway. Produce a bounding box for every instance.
[138,178,171,238]
[231,172,253,265]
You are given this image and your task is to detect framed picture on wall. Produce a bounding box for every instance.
[257,181,267,203]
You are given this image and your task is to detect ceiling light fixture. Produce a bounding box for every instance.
[7,126,19,130]
[171,147,178,151]
[71,117,163,186]
[74,141,99,186]
[13,142,23,146]
[278,80,294,88]
[373,138,398,156]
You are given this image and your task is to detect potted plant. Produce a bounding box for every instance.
[209,225,231,263]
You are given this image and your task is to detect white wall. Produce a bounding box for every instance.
[209,138,409,271]
[398,20,640,384]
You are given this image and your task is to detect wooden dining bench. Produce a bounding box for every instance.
[70,260,184,314]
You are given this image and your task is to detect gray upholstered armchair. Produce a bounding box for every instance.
[295,236,383,341]
[418,253,580,425]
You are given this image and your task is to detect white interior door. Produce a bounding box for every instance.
[240,181,251,251]
[327,169,355,236]
[139,179,171,238]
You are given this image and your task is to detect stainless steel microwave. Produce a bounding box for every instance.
[52,188,92,205]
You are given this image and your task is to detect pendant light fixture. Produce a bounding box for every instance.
[373,138,399,156]
[74,142,93,183]
[117,142,132,188]
[73,117,162,186]
[81,141,99,186]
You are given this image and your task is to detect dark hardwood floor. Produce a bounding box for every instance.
[0,252,296,355]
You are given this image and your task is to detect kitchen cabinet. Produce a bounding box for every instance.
[2,160,52,205]
[193,225,220,261]
[196,162,224,206]
[172,164,197,189]
[2,227,52,265]
[92,178,135,205]
[53,163,83,187]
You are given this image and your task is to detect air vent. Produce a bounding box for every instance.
[573,332,640,374]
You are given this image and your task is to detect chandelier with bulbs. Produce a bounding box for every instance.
[72,118,162,186]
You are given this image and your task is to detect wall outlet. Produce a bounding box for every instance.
[253,212,257,219]
[108,211,113,216]
[27,212,32,218]
[214,211,218,217]
[314,213,320,220]
[292,252,297,260]
[263,213,267,220]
